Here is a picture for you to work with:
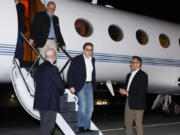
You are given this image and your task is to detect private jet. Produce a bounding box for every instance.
[1,0,180,134]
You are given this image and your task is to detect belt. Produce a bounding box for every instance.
[48,38,55,40]
[86,81,92,83]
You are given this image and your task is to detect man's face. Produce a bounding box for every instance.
[47,3,56,15]
[130,58,141,71]
[14,0,18,3]
[83,45,93,58]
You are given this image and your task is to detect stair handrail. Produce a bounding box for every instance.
[21,33,45,62]
[13,58,34,97]
[58,45,72,74]
[21,33,72,75]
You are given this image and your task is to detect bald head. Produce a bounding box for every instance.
[45,48,57,63]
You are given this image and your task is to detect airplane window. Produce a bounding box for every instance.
[108,25,123,42]
[159,34,170,48]
[74,19,93,37]
[136,30,148,45]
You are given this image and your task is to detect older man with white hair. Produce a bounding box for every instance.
[33,48,65,135]
[30,1,66,64]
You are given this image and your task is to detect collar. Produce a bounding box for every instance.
[83,54,92,60]
[131,68,140,75]
[45,59,54,64]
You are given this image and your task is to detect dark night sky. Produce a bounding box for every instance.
[82,0,179,24]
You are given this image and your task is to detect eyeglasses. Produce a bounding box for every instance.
[129,61,140,64]
[48,8,55,11]
[85,49,93,52]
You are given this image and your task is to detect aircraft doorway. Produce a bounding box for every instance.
[15,0,45,66]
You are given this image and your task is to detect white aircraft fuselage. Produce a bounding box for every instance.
[1,0,180,94]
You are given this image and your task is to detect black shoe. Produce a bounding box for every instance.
[78,127,85,133]
[84,129,93,132]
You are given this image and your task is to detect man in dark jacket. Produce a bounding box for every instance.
[29,1,66,63]
[33,48,64,135]
[67,43,97,133]
[119,56,148,135]
[14,0,27,61]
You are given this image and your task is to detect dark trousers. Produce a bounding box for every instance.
[40,110,57,135]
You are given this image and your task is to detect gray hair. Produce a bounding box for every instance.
[47,1,56,7]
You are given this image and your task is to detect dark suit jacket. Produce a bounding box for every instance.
[33,61,65,112]
[16,2,27,33]
[124,69,148,110]
[30,11,65,48]
[67,54,97,94]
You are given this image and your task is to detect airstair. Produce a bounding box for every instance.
[10,33,103,135]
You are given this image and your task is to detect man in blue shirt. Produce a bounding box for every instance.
[30,1,66,64]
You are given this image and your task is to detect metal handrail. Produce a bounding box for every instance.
[59,45,72,74]
[59,45,72,60]
[12,33,73,98]
[21,33,72,74]
[13,58,34,97]
[21,33,45,61]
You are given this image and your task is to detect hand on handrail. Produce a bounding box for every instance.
[59,45,72,60]
[29,39,34,46]
[61,45,66,50]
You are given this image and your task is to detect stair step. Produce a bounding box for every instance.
[61,111,78,122]
[76,130,99,135]
[19,60,38,67]
[60,102,76,113]
[60,94,68,102]
[52,126,63,135]
[68,122,79,133]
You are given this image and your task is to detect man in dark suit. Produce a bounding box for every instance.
[33,48,65,135]
[67,42,97,133]
[29,1,66,63]
[119,56,148,135]
[14,0,27,61]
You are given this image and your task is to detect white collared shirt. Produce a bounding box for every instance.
[83,54,93,82]
[127,69,140,92]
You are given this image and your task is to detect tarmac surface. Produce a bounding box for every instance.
[0,106,180,135]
